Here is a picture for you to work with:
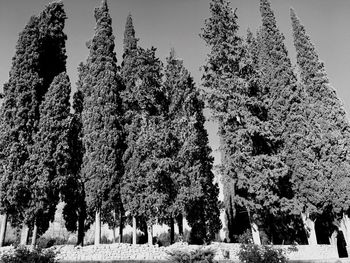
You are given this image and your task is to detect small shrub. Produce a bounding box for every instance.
[167,247,217,263]
[36,236,67,249]
[101,234,112,244]
[238,243,288,263]
[0,246,57,263]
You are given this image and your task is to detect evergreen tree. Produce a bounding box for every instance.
[80,0,125,245]
[120,14,170,244]
[201,0,246,242]
[26,72,71,245]
[60,63,88,246]
[0,2,67,245]
[256,0,320,244]
[164,52,221,244]
[121,46,167,244]
[291,8,350,243]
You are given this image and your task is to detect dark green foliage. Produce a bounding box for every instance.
[0,246,57,263]
[0,2,67,228]
[121,46,165,118]
[201,0,246,242]
[164,52,221,244]
[121,14,169,226]
[60,63,88,245]
[122,115,175,224]
[238,244,288,263]
[201,0,286,241]
[123,13,138,54]
[290,8,350,222]
[26,72,71,235]
[80,0,125,225]
[167,248,217,263]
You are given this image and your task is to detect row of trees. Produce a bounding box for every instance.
[202,0,350,246]
[0,0,221,247]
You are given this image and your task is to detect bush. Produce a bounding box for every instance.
[0,246,57,263]
[238,243,288,263]
[36,236,67,249]
[167,247,217,263]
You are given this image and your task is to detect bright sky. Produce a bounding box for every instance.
[1,0,350,167]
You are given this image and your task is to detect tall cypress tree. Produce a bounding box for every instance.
[256,0,319,244]
[121,46,167,245]
[26,72,71,245]
[81,0,125,245]
[164,51,221,244]
[201,0,247,243]
[291,8,350,244]
[0,1,67,245]
[201,0,285,244]
[121,13,170,245]
[60,63,87,246]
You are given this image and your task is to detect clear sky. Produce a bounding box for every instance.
[1,0,350,166]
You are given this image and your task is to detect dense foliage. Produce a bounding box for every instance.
[167,248,217,263]
[80,0,125,225]
[1,0,349,249]
[0,1,67,230]
[0,246,57,263]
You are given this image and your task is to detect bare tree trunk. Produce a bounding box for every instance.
[0,214,7,247]
[132,216,137,245]
[251,222,261,245]
[119,212,123,243]
[31,223,38,247]
[177,215,183,237]
[329,230,337,245]
[147,224,153,245]
[20,224,29,245]
[170,217,175,244]
[340,213,350,246]
[94,210,101,245]
[77,210,85,246]
[301,212,317,245]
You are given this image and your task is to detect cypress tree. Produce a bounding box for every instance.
[26,72,71,245]
[60,63,87,246]
[165,51,221,244]
[201,0,282,244]
[0,14,42,234]
[201,0,246,243]
[0,1,67,245]
[121,14,169,245]
[81,0,125,245]
[257,0,319,244]
[291,8,350,244]
[121,46,167,245]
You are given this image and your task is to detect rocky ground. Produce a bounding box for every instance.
[0,242,340,262]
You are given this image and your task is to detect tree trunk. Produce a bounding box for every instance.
[251,222,261,245]
[147,224,153,245]
[132,216,137,245]
[0,214,7,247]
[119,212,123,243]
[31,223,38,247]
[301,212,317,245]
[329,230,337,245]
[340,213,350,246]
[94,210,101,245]
[177,214,183,237]
[77,210,85,246]
[112,228,117,243]
[20,224,29,245]
[170,217,175,244]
